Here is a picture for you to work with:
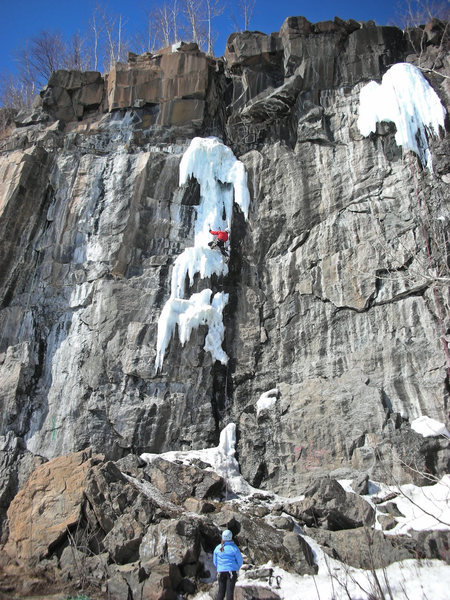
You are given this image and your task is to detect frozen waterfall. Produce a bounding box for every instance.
[357,62,446,170]
[155,137,250,372]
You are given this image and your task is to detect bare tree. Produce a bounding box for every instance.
[64,32,91,71]
[103,11,129,70]
[184,0,205,47]
[394,0,450,73]
[155,2,174,47]
[0,71,36,132]
[232,0,256,32]
[204,0,224,55]
[87,4,130,73]
[16,31,67,90]
[396,0,450,27]
[89,4,103,70]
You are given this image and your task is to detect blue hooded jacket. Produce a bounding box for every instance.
[213,541,243,572]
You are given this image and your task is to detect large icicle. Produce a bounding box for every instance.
[179,136,250,235]
[155,290,229,372]
[155,137,250,371]
[357,62,446,170]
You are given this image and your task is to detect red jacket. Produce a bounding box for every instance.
[210,229,229,242]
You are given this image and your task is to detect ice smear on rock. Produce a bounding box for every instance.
[155,137,250,371]
[357,62,446,170]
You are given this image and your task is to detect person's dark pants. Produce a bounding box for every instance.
[216,571,237,600]
[208,239,228,257]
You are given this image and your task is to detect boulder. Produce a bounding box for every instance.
[306,527,416,569]
[107,561,147,600]
[83,461,173,563]
[351,473,370,495]
[411,530,450,564]
[4,449,101,563]
[235,587,282,599]
[289,477,375,530]
[140,516,202,565]
[143,456,224,503]
[270,516,294,531]
[141,559,181,600]
[0,432,46,544]
[211,506,317,575]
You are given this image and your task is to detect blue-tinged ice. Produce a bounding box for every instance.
[357,63,446,170]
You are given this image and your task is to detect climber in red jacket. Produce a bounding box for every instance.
[209,227,230,259]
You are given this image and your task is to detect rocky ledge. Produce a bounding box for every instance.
[0,443,449,600]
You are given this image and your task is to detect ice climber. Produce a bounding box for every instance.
[213,529,243,600]
[209,227,230,259]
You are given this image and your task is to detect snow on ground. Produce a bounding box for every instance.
[357,62,446,170]
[193,544,450,600]
[372,474,450,535]
[144,424,450,599]
[155,137,250,371]
[234,555,450,600]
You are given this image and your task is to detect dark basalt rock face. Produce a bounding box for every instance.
[0,14,449,598]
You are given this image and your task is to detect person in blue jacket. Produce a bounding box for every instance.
[213,529,243,600]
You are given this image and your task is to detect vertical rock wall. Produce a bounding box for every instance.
[224,19,449,493]
[0,18,448,497]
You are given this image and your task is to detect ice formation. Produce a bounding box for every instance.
[357,62,446,170]
[170,247,227,300]
[179,136,250,230]
[155,137,250,371]
[140,422,254,495]
[155,290,229,372]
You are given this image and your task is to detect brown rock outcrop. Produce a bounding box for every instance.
[41,70,104,122]
[4,449,101,562]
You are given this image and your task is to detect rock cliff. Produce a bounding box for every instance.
[0,14,449,599]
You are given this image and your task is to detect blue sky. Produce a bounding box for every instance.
[0,0,408,75]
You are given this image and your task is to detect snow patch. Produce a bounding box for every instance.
[411,415,450,438]
[256,388,279,416]
[372,474,450,535]
[357,62,446,170]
